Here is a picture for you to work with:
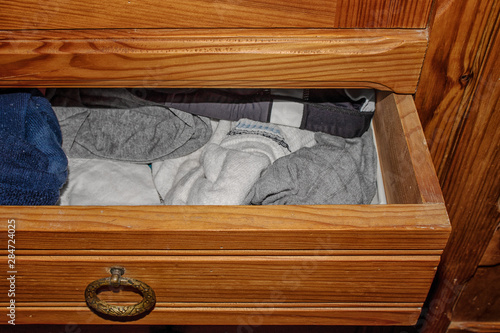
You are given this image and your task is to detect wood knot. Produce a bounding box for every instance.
[460,72,473,84]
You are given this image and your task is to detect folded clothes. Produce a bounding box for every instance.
[47,88,375,138]
[136,88,374,138]
[0,89,68,205]
[244,128,377,205]
[40,88,381,206]
[159,119,315,205]
[59,159,161,205]
[50,89,212,163]
[151,120,226,202]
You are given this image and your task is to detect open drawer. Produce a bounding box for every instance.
[0,91,450,325]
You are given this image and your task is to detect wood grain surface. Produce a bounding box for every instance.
[448,322,500,332]
[0,204,450,251]
[0,29,427,93]
[479,223,500,266]
[414,0,497,178]
[0,255,439,304]
[0,0,432,30]
[374,93,444,204]
[4,306,422,325]
[416,0,500,331]
[450,265,500,325]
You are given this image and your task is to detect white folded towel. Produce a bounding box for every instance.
[59,158,161,205]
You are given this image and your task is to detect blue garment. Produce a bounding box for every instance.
[0,89,68,205]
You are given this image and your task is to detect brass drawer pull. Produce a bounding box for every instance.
[85,267,156,318]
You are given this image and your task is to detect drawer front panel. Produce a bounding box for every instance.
[8,306,422,325]
[0,29,428,94]
[0,0,433,29]
[0,205,450,251]
[4,256,439,304]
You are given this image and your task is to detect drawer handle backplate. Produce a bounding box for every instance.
[85,267,156,318]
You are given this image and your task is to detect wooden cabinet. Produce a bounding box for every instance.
[0,0,451,326]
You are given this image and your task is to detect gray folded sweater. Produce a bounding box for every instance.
[244,128,377,205]
[52,89,212,163]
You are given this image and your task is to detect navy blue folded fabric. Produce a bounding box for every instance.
[0,89,68,205]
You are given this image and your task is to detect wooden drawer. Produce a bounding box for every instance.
[0,0,433,30]
[0,92,451,325]
[6,255,439,325]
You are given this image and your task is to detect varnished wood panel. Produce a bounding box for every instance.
[479,223,500,266]
[0,302,427,308]
[417,0,500,331]
[11,249,445,256]
[0,29,428,93]
[448,322,500,332]
[0,205,450,250]
[0,325,151,333]
[6,306,422,325]
[374,93,444,204]
[155,326,419,333]
[0,326,420,333]
[0,326,419,333]
[415,0,497,178]
[334,0,432,28]
[450,265,500,325]
[0,0,432,30]
[0,256,439,304]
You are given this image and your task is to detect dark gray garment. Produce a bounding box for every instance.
[47,88,374,138]
[53,104,212,163]
[245,128,377,205]
[139,88,374,138]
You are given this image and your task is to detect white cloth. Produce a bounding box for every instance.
[59,158,161,205]
[155,119,315,205]
[151,120,231,204]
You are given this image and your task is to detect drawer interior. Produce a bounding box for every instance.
[0,90,450,325]
[0,90,450,252]
[50,87,385,207]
